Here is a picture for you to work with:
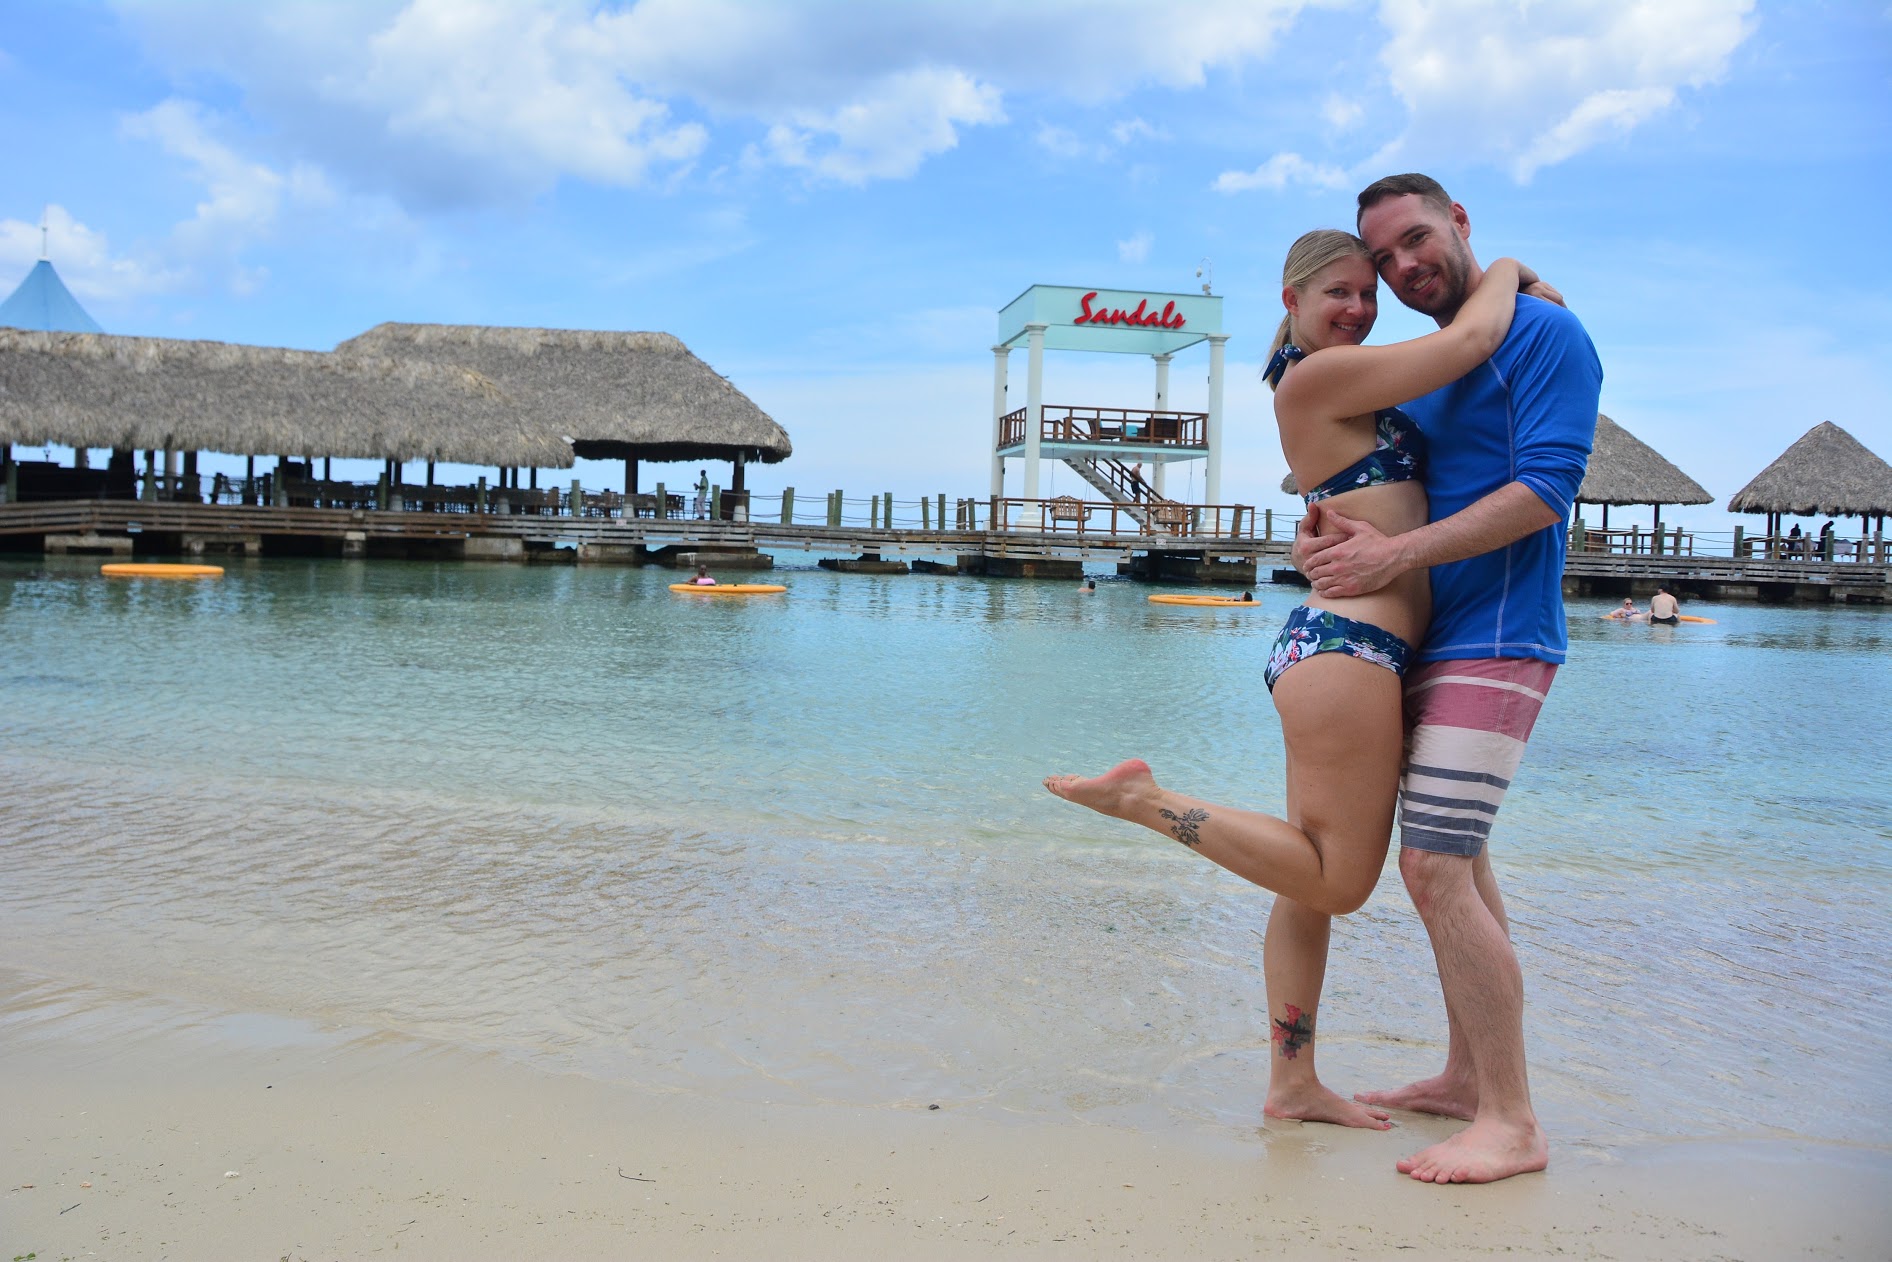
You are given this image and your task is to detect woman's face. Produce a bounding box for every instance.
[1288,254,1378,353]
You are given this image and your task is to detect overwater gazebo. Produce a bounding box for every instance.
[1727,421,1892,545]
[337,324,790,516]
[0,328,565,503]
[1575,414,1712,532]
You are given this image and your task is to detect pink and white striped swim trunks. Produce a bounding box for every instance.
[1398,658,1559,857]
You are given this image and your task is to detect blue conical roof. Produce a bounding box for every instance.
[0,259,103,333]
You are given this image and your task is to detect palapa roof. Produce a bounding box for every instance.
[337,323,791,464]
[1727,421,1892,517]
[0,329,570,468]
[1576,414,1711,507]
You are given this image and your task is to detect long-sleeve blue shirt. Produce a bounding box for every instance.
[1401,296,1602,664]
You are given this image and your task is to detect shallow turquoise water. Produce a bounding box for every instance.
[2,554,1888,1152]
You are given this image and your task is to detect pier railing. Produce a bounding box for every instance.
[997,405,1208,449]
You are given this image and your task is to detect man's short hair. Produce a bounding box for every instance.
[1356,173,1454,227]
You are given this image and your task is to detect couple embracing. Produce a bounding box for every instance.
[1047,173,1601,1185]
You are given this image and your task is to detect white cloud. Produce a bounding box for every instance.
[1117,231,1153,264]
[110,0,1312,202]
[1035,123,1105,161]
[341,0,707,190]
[1372,0,1757,182]
[764,67,1004,184]
[0,204,181,303]
[1213,152,1350,193]
[1321,94,1364,130]
[1110,117,1166,145]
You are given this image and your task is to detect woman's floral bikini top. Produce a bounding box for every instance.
[1266,343,1429,504]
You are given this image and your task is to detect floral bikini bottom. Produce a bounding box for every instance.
[1263,605,1415,693]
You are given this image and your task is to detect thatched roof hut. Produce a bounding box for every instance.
[1727,422,1892,519]
[0,329,569,468]
[1577,415,1710,508]
[337,324,791,465]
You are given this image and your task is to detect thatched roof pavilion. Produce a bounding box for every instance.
[336,325,791,480]
[0,329,569,468]
[1575,413,1710,529]
[1727,422,1892,531]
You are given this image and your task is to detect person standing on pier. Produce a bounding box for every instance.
[1297,173,1600,1184]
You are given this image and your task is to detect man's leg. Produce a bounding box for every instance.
[1355,848,1506,1120]
[1356,658,1557,1183]
[1394,848,1545,1183]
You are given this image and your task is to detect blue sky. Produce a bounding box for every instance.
[3,0,1888,532]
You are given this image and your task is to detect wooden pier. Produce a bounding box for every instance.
[2,499,1885,602]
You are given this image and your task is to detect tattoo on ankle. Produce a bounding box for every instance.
[1272,1004,1314,1060]
[1158,806,1208,847]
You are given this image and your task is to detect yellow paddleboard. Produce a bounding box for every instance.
[101,563,225,578]
[668,583,786,595]
[1147,593,1260,607]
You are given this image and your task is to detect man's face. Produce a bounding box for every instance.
[1359,194,1477,321]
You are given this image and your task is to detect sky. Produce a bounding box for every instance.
[3,0,1889,534]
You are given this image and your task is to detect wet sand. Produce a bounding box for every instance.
[4,976,1887,1261]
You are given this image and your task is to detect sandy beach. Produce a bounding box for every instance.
[4,971,1887,1262]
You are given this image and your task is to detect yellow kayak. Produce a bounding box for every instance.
[1147,593,1259,607]
[101,563,225,579]
[668,583,786,595]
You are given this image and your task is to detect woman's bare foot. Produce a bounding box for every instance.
[1042,758,1160,820]
[1353,1070,1477,1121]
[1396,1117,1548,1183]
[1265,1080,1393,1130]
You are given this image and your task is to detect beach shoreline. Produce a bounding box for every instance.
[4,969,1887,1261]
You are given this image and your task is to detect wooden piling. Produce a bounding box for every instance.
[782,487,795,524]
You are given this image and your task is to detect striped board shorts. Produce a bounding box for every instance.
[1398,658,1559,857]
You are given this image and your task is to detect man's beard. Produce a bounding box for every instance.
[1406,240,1475,319]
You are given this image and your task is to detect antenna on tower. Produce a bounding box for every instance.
[1195,257,1213,296]
[39,207,50,261]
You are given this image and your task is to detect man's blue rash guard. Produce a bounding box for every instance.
[1399,295,1602,665]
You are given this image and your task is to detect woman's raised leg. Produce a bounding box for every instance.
[1043,652,1404,916]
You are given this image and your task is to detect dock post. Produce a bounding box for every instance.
[477,476,488,514]
[921,496,930,530]
[990,495,1000,531]
[377,471,390,511]
[655,482,666,518]
[712,486,722,520]
[1264,508,1273,542]
[782,487,794,524]
[870,496,879,530]
[571,479,582,518]
[883,492,894,529]
[1654,523,1666,555]
[1732,524,1744,557]
[937,493,946,532]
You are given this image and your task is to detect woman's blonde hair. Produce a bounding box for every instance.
[1268,229,1371,390]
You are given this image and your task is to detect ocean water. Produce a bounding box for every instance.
[2,554,1888,1155]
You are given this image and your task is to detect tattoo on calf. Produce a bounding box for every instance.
[1272,1004,1314,1059]
[1158,806,1208,847]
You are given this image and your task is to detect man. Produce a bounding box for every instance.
[1295,173,1600,1184]
[1648,586,1680,625]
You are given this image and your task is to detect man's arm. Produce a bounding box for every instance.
[1300,483,1561,598]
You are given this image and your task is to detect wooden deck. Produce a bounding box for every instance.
[3,500,1885,601]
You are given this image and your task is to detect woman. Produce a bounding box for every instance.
[1046,229,1534,1128]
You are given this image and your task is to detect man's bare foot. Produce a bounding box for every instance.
[1353,1070,1477,1121]
[1265,1081,1392,1131]
[1042,758,1159,821]
[1396,1117,1547,1184]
